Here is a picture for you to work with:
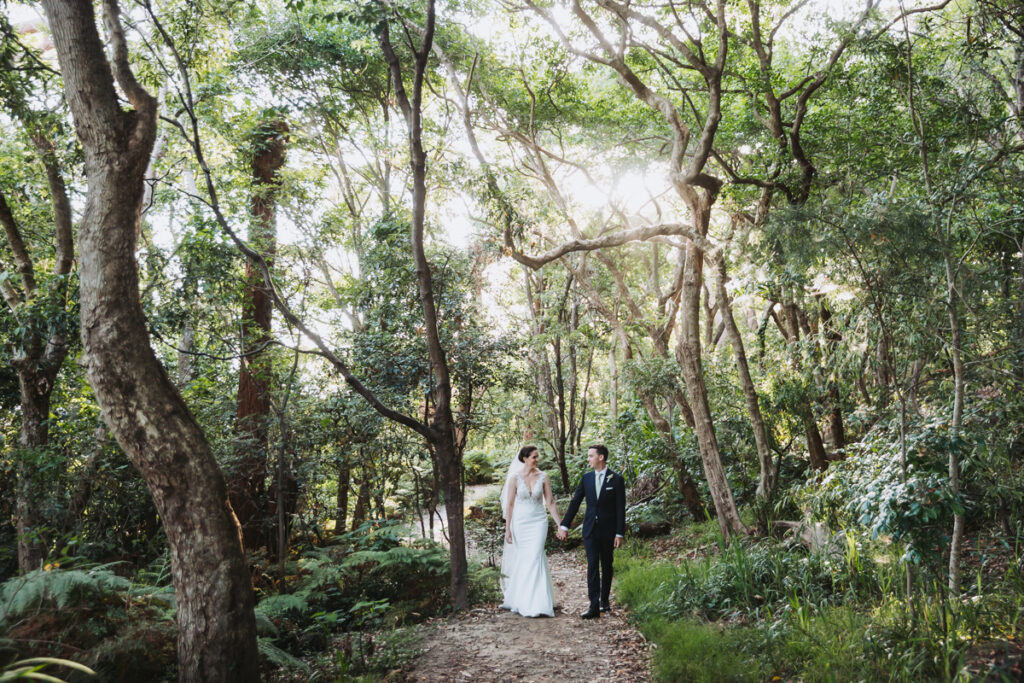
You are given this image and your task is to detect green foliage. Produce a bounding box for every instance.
[617,518,1024,681]
[0,657,96,682]
[462,449,497,485]
[0,563,176,680]
[643,617,757,683]
[255,522,449,664]
[665,540,879,621]
[0,565,130,623]
[257,638,311,675]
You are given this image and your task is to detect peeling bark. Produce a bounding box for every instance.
[40,0,258,677]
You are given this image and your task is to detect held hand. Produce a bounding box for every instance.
[556,529,568,541]
[614,537,623,549]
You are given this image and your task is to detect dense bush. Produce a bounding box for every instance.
[462,449,498,485]
[0,562,176,682]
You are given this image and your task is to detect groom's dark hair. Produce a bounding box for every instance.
[588,443,609,460]
[518,445,538,463]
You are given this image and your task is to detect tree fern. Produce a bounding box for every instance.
[0,566,131,623]
[253,609,279,637]
[257,637,310,673]
[256,592,312,619]
[342,545,447,576]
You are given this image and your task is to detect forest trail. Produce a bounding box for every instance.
[406,548,651,681]
[413,483,501,544]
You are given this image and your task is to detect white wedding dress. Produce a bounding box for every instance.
[500,471,555,617]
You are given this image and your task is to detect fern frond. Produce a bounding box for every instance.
[0,568,131,623]
[256,592,311,618]
[257,638,310,673]
[253,609,280,637]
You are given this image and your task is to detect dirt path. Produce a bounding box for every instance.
[412,483,501,545]
[406,548,651,682]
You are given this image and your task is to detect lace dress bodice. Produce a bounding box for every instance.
[515,471,546,503]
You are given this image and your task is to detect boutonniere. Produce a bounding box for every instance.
[605,473,614,482]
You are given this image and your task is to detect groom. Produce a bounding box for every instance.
[557,444,626,619]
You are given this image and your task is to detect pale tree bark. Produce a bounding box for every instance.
[566,258,708,520]
[522,269,573,489]
[542,0,745,539]
[898,11,966,591]
[39,0,258,678]
[608,340,618,423]
[711,254,776,499]
[945,225,966,593]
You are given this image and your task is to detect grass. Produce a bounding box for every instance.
[613,522,1024,682]
[643,617,758,682]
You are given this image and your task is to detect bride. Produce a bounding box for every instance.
[500,445,561,617]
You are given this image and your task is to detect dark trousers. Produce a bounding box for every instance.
[583,534,615,608]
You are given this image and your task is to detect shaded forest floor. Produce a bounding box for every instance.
[406,548,651,681]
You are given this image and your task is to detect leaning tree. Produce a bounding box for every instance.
[39,0,259,678]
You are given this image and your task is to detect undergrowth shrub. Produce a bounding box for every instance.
[0,562,176,682]
[0,564,130,622]
[666,539,880,620]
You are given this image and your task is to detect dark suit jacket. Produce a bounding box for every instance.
[560,468,626,540]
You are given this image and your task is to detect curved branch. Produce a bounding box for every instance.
[101,0,155,116]
[505,221,719,270]
[0,191,35,296]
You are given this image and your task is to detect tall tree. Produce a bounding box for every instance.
[38,0,258,678]
[230,116,288,553]
[0,30,75,570]
[377,0,469,607]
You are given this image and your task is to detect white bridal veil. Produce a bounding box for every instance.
[499,451,524,520]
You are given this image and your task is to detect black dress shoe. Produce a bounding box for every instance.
[600,601,611,612]
[580,607,600,619]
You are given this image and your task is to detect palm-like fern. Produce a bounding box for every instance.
[0,566,131,624]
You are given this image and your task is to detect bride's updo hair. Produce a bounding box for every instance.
[517,445,538,463]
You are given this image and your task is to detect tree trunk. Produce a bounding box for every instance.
[436,438,468,606]
[828,385,846,451]
[230,118,288,552]
[640,395,707,520]
[676,197,744,540]
[335,460,350,534]
[1,132,73,574]
[945,234,966,593]
[804,415,829,472]
[819,302,846,450]
[177,319,195,387]
[780,300,829,472]
[552,334,571,489]
[15,381,52,572]
[609,342,618,423]
[712,257,775,499]
[381,3,468,609]
[352,472,371,525]
[876,332,891,408]
[40,1,259,677]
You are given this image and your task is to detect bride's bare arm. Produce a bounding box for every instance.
[505,477,517,542]
[543,477,560,523]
